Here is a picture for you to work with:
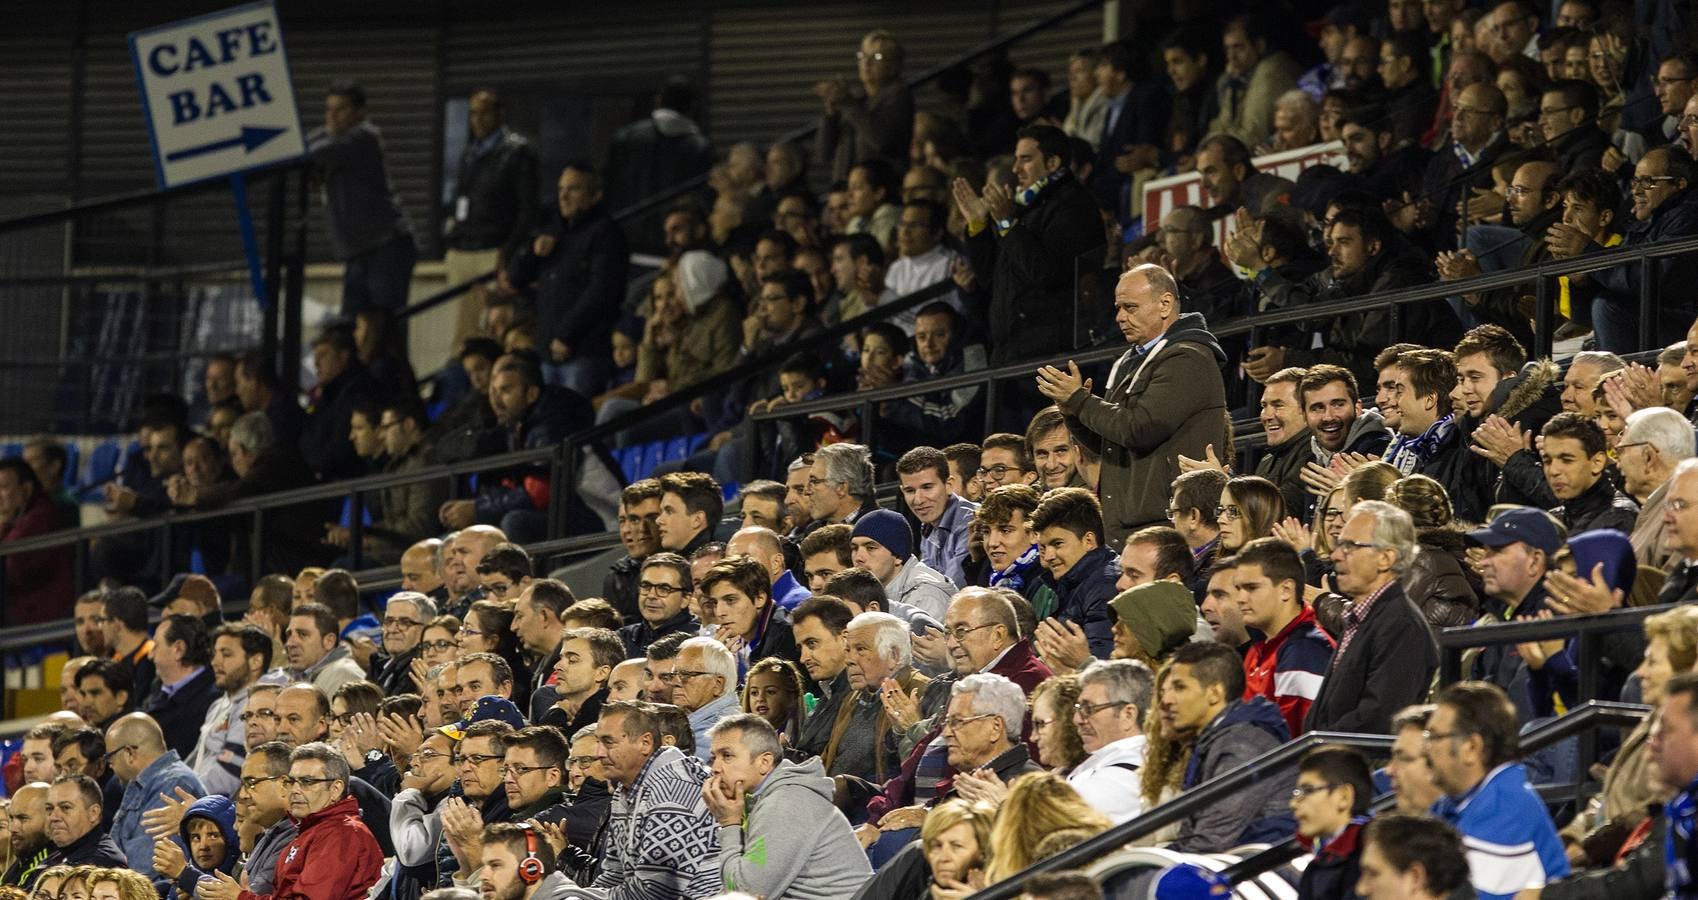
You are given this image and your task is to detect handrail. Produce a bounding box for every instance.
[604,0,1108,225]
[749,234,1690,448]
[1217,700,1654,885]
[966,731,1397,900]
[1436,602,1668,698]
[0,159,310,237]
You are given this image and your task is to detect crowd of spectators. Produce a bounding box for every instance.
[4,1,1698,898]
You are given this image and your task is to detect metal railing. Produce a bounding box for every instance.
[1215,700,1654,886]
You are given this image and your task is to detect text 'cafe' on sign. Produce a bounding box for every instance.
[129,0,306,190]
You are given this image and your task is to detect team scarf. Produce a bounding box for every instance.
[989,544,1042,593]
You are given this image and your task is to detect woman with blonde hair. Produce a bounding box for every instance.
[881,798,997,900]
[1134,661,1192,847]
[86,870,152,900]
[983,772,1112,882]
[56,867,95,900]
[1029,676,1088,773]
[1387,474,1480,628]
[27,866,66,900]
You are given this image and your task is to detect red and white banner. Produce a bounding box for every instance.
[1141,140,1346,247]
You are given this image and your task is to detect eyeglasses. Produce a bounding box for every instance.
[281,775,339,789]
[1657,75,1696,87]
[1321,507,1346,522]
[637,581,685,598]
[1215,504,1244,521]
[1421,729,1457,743]
[1073,699,1131,718]
[1290,783,1341,800]
[103,745,136,764]
[328,714,356,727]
[239,709,280,723]
[1681,114,1698,128]
[460,627,484,639]
[239,775,284,790]
[1506,185,1548,198]
[567,756,601,769]
[1615,441,1648,453]
[382,617,422,630]
[1334,539,1384,553]
[941,713,1000,732]
[659,670,715,685]
[1669,499,1695,513]
[974,464,1017,480]
[453,753,503,767]
[1632,175,1682,192]
[942,623,997,642]
[421,639,457,653]
[1030,717,1055,731]
[410,750,449,763]
[499,763,558,778]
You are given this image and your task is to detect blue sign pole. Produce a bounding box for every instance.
[229,172,268,309]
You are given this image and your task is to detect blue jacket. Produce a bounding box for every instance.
[772,570,812,612]
[1434,762,1570,900]
[166,794,237,900]
[1052,546,1119,659]
[114,750,204,882]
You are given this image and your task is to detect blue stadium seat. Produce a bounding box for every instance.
[85,440,121,485]
[721,480,740,500]
[664,437,690,462]
[0,443,20,460]
[189,548,206,575]
[687,432,711,454]
[637,441,666,480]
[61,443,80,487]
[617,447,643,483]
[336,496,375,527]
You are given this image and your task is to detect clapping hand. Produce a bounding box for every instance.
[1034,361,1088,404]
[1469,415,1531,467]
[1178,444,1228,474]
[879,678,923,730]
[1545,562,1626,616]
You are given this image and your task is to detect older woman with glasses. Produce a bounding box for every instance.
[1028,675,1087,773]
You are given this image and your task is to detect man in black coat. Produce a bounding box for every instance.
[508,163,629,399]
[1305,502,1437,735]
[171,411,325,576]
[959,124,1105,366]
[299,326,380,483]
[141,614,222,761]
[444,89,540,345]
[604,77,714,254]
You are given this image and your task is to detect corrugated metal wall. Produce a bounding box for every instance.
[0,0,1104,264]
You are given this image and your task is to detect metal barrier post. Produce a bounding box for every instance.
[1638,255,1655,351]
[1534,273,1552,361]
[348,488,366,570]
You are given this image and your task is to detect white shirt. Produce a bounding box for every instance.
[1067,733,1147,824]
[882,244,963,334]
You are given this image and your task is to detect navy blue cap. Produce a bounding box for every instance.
[1465,507,1565,556]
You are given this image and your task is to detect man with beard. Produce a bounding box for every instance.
[2,783,50,887]
[187,624,271,797]
[1244,208,1457,390]
[1296,365,1392,505]
[475,822,571,900]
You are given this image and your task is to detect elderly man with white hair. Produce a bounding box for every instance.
[1304,501,1438,735]
[671,637,741,761]
[939,673,1043,788]
[1619,407,1697,570]
[1069,659,1153,823]
[1657,460,1698,605]
[823,611,928,784]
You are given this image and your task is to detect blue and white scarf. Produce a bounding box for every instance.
[1384,414,1456,474]
[989,544,1042,592]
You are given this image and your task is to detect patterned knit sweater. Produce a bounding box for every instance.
[592,746,721,900]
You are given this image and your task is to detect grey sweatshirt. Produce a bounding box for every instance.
[716,757,873,899]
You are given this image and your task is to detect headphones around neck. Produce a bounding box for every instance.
[517,823,544,885]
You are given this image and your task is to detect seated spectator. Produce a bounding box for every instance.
[1029,488,1119,662]
[1217,475,1285,558]
[740,657,806,744]
[1428,681,1570,900]
[234,352,304,447]
[1265,90,1320,152]
[1383,348,1462,483]
[1030,676,1086,773]
[1292,746,1376,900]
[1106,581,1198,667]
[667,637,740,760]
[1193,135,1291,222]
[704,714,871,897]
[1026,407,1084,491]
[805,443,879,533]
[1244,208,1456,390]
[881,303,987,448]
[725,525,809,611]
[1091,44,1170,222]
[1138,205,1241,324]
[43,774,125,868]
[975,432,1039,495]
[168,413,320,576]
[700,554,797,666]
[1307,502,1439,734]
[0,459,72,624]
[976,483,1059,617]
[1420,82,1511,250]
[958,124,1104,366]
[106,713,204,880]
[1207,14,1303,147]
[1379,33,1440,143]
[850,510,954,620]
[1161,31,1220,160]
[537,626,621,735]
[1385,706,1444,816]
[349,398,445,566]
[895,447,977,589]
[982,772,1112,883]
[1235,539,1335,737]
[1540,413,1639,533]
[4,781,49,887]
[1440,157,1564,353]
[826,610,926,783]
[299,325,380,482]
[1044,265,1227,545]
[1068,659,1153,824]
[591,700,719,896]
[149,794,237,900]
[939,671,1043,788]
[1384,475,1483,629]
[141,615,220,762]
[1356,815,1473,900]
[1164,642,1295,852]
[852,797,993,900]
[884,201,960,330]
[22,439,77,527]
[605,479,663,622]
[281,603,367,697]
[1579,146,1698,346]
[1619,407,1694,570]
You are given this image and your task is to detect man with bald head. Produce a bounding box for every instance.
[444,524,506,617]
[1038,264,1228,545]
[726,526,811,611]
[399,538,445,600]
[1421,81,1510,248]
[104,712,204,879]
[3,782,51,887]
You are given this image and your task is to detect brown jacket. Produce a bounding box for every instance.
[1062,312,1227,546]
[638,293,741,393]
[823,665,930,782]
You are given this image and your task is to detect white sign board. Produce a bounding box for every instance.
[129,1,305,189]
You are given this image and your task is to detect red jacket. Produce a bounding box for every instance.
[1,493,70,624]
[1242,607,1335,739]
[240,794,381,900]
